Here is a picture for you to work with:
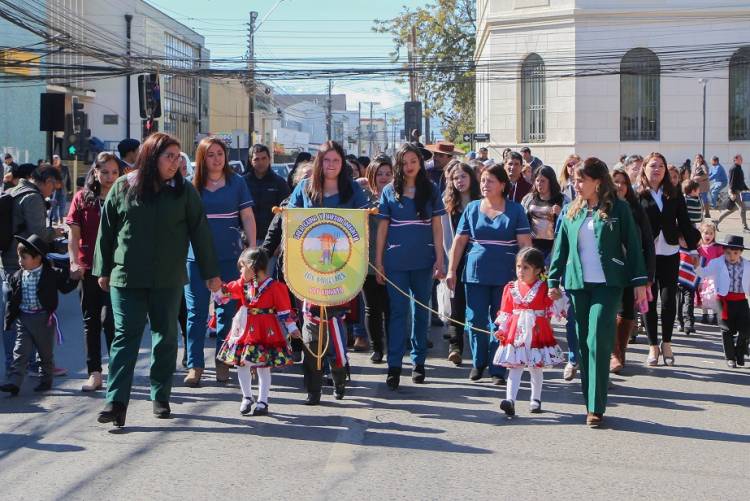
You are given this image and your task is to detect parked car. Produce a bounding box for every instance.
[271,163,291,179]
[228,160,246,175]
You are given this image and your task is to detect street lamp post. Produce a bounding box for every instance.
[699,78,708,159]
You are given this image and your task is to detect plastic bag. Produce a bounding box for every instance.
[436,279,453,323]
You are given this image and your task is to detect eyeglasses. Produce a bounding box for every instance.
[160,152,180,162]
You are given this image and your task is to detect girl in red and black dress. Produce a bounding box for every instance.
[216,248,300,416]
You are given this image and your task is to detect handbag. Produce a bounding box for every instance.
[741,191,750,210]
[436,279,453,322]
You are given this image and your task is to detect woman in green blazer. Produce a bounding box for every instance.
[548,157,648,427]
[94,133,221,427]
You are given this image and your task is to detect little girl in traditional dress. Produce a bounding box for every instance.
[215,248,300,416]
[493,247,565,416]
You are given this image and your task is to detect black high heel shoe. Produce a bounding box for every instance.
[98,401,127,427]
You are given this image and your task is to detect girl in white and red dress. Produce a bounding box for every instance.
[215,248,300,416]
[493,247,565,416]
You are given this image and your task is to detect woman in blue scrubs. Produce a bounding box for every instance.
[288,141,369,405]
[446,164,532,384]
[376,143,445,390]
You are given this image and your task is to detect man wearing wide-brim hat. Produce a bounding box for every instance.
[696,234,750,368]
[424,141,464,193]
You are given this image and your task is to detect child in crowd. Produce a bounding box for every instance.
[677,180,704,334]
[214,248,299,416]
[683,180,704,226]
[0,235,77,396]
[697,221,724,325]
[493,248,565,416]
[697,235,750,368]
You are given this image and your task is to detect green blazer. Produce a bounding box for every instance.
[93,175,220,289]
[548,198,647,291]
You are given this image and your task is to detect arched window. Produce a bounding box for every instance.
[521,53,545,143]
[620,48,660,141]
[729,47,750,141]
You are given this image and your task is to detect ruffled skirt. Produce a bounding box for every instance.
[217,339,294,369]
[493,343,565,368]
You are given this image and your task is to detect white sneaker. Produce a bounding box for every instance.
[563,362,577,381]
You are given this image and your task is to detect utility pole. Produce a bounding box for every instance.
[326,79,333,141]
[357,102,362,155]
[699,78,708,158]
[424,108,430,146]
[383,112,387,154]
[247,11,258,149]
[368,102,374,157]
[125,14,132,139]
[408,26,417,101]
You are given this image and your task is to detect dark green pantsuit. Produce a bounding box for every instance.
[106,286,183,405]
[569,283,622,414]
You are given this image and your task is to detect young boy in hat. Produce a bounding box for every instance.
[697,234,750,368]
[0,234,78,395]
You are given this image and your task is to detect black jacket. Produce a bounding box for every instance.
[243,169,290,243]
[4,262,78,330]
[628,200,657,283]
[728,163,748,193]
[261,197,289,282]
[639,189,700,251]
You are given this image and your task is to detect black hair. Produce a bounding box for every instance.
[393,143,434,219]
[357,156,371,168]
[84,152,122,204]
[117,138,140,158]
[238,247,269,274]
[507,151,523,164]
[516,247,545,274]
[17,242,41,259]
[31,165,62,184]
[250,144,271,158]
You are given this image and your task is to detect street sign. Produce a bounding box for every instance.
[462,133,472,142]
[474,133,490,142]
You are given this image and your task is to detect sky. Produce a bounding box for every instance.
[145,0,427,121]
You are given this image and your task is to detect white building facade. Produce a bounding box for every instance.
[476,0,750,168]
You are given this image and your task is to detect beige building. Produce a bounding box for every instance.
[208,80,275,149]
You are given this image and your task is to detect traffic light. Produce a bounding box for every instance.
[142,118,158,138]
[72,96,84,134]
[138,73,162,119]
[404,101,422,141]
[68,144,77,156]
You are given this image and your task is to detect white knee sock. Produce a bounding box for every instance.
[237,365,254,400]
[506,367,523,402]
[257,367,271,404]
[529,367,543,402]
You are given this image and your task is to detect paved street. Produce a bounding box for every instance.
[0,211,748,500]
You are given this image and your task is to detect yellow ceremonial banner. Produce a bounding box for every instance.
[284,208,369,306]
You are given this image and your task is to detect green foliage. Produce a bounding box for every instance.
[374,0,476,143]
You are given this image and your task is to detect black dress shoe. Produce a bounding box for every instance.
[0,383,20,396]
[412,364,426,384]
[499,399,515,416]
[305,392,321,405]
[33,382,52,392]
[250,402,269,416]
[386,367,401,390]
[369,351,384,364]
[98,401,127,427]
[334,384,345,400]
[152,400,171,419]
[469,367,485,381]
[737,355,746,367]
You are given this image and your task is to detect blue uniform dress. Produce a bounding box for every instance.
[185,173,254,369]
[457,199,530,377]
[378,183,446,370]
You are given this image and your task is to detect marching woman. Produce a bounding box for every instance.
[362,156,393,363]
[94,133,220,427]
[548,157,648,427]
[183,137,256,387]
[67,152,122,392]
[521,165,565,261]
[376,143,446,389]
[558,154,581,202]
[441,161,481,366]
[446,165,531,385]
[637,152,699,367]
[288,141,369,405]
[610,167,656,374]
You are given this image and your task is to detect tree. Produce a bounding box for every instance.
[374,0,475,143]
